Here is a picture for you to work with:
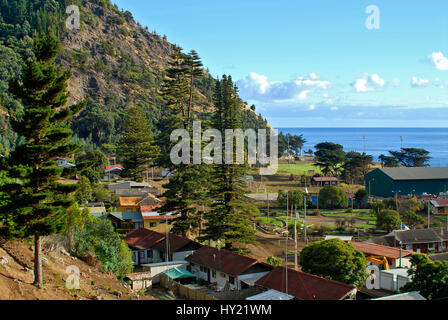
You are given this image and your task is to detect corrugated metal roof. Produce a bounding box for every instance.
[254,267,356,300]
[164,267,196,280]
[379,167,448,181]
[372,291,426,300]
[110,211,144,222]
[351,241,413,259]
[185,246,260,276]
[246,289,294,300]
[394,228,441,244]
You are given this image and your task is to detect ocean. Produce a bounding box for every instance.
[276,128,448,167]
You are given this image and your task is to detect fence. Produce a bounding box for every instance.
[160,275,217,300]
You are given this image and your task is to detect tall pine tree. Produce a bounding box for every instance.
[117,105,159,182]
[200,75,258,254]
[158,47,210,237]
[0,33,86,288]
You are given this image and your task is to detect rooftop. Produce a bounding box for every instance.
[312,177,339,182]
[109,211,143,223]
[124,228,165,250]
[392,228,442,244]
[372,291,426,300]
[377,167,448,181]
[351,241,413,259]
[152,233,202,253]
[255,267,356,300]
[185,246,261,277]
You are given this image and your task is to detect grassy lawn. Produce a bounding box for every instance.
[357,214,377,221]
[276,163,321,176]
[258,216,283,227]
[354,223,375,229]
[323,212,357,217]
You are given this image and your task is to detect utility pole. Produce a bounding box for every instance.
[294,205,298,271]
[427,199,431,229]
[266,191,270,219]
[304,188,309,244]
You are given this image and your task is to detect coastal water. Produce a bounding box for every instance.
[276,128,448,167]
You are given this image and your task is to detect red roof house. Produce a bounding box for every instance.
[255,267,357,300]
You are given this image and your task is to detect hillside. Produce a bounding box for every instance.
[0,236,156,300]
[0,0,270,150]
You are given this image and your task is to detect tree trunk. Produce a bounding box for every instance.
[33,234,43,289]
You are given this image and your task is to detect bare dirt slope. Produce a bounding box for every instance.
[0,237,156,300]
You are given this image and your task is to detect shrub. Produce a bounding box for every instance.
[318,186,348,209]
[72,218,133,279]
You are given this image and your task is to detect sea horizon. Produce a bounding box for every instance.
[276,127,448,167]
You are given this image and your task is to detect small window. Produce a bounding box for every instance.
[147,250,152,258]
[150,223,157,227]
[229,276,235,285]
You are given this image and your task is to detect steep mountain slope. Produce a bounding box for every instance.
[0,0,270,149]
[0,236,156,300]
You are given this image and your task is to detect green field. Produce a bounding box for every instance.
[276,163,321,175]
[258,216,283,227]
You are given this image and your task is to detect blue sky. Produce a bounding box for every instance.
[113,0,448,127]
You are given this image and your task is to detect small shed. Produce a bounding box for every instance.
[325,235,352,242]
[125,272,153,291]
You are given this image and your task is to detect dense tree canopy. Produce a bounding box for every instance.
[318,186,348,209]
[401,254,448,300]
[376,209,401,232]
[300,239,368,287]
[0,33,86,288]
[381,148,431,167]
[314,142,346,176]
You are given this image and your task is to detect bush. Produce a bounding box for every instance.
[318,186,348,209]
[72,218,134,279]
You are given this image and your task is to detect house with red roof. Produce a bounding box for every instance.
[185,246,273,291]
[254,267,357,300]
[151,233,202,263]
[124,228,203,266]
[124,229,166,265]
[351,241,414,269]
[430,199,448,215]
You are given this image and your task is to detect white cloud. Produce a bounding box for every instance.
[352,78,371,92]
[351,73,385,92]
[236,72,330,102]
[308,104,316,110]
[411,76,430,88]
[330,106,339,111]
[429,52,448,71]
[391,78,401,87]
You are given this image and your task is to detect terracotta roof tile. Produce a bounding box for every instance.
[351,241,413,259]
[123,228,165,249]
[185,246,259,276]
[255,267,355,300]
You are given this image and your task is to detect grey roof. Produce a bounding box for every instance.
[378,167,448,181]
[433,227,448,241]
[372,291,426,300]
[394,228,441,244]
[429,252,448,262]
[109,211,144,223]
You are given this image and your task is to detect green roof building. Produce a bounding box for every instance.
[365,167,448,198]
